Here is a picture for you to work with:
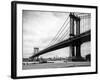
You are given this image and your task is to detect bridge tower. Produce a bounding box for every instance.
[69,13,82,61]
[75,16,81,59]
[33,47,39,60]
[69,13,75,58]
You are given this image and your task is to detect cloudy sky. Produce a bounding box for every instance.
[22,10,90,58]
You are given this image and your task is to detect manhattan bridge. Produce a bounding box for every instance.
[30,12,91,61]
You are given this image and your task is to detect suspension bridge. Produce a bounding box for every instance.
[30,12,91,61]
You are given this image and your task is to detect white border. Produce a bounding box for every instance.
[17,3,96,77]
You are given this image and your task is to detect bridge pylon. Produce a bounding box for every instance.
[33,47,39,61]
[69,13,84,61]
[69,13,75,60]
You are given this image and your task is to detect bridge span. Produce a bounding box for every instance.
[31,30,90,58]
[30,13,91,61]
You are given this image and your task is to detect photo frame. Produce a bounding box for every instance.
[11,1,98,79]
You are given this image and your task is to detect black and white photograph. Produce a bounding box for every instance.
[22,11,91,70]
[11,1,97,79]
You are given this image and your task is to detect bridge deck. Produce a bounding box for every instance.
[31,30,90,58]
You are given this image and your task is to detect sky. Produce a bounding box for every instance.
[22,10,91,58]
